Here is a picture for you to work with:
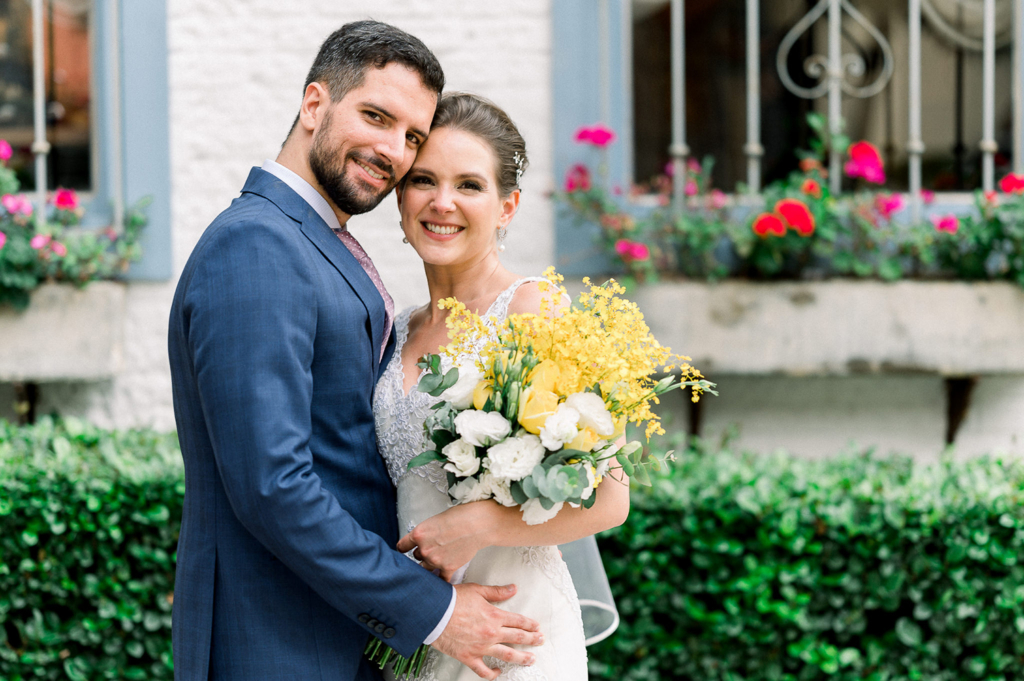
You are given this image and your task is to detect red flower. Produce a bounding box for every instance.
[799,158,824,174]
[574,125,616,148]
[999,173,1024,194]
[563,164,591,192]
[874,193,904,220]
[984,190,998,206]
[844,141,885,184]
[53,188,78,211]
[931,214,960,234]
[614,239,650,262]
[752,213,786,238]
[775,198,815,236]
[800,178,822,199]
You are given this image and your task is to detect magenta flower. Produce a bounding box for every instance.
[931,214,959,234]
[2,193,32,216]
[844,141,885,184]
[921,189,935,204]
[53,188,78,211]
[0,140,11,162]
[51,241,67,257]
[999,172,1024,194]
[0,231,6,251]
[874,193,904,220]
[615,239,650,262]
[574,124,616,148]
[663,161,675,177]
[30,234,51,249]
[563,164,592,192]
[684,179,698,196]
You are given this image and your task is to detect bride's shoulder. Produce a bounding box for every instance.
[505,277,570,317]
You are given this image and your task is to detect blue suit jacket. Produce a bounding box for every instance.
[168,168,452,680]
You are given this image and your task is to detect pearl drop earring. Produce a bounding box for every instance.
[400,220,409,244]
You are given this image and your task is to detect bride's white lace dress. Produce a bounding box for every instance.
[373,278,588,681]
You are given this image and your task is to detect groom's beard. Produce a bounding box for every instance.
[309,111,397,216]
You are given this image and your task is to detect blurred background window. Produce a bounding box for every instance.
[631,0,1015,192]
[0,0,91,192]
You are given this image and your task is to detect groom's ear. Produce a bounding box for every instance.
[298,82,332,135]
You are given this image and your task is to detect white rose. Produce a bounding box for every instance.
[564,392,615,437]
[539,405,580,451]
[440,363,485,410]
[442,438,480,478]
[485,434,546,481]
[520,498,564,525]
[449,476,492,504]
[479,471,517,507]
[454,410,512,447]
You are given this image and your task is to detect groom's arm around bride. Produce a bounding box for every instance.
[168,21,540,681]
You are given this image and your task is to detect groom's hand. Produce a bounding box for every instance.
[431,583,543,680]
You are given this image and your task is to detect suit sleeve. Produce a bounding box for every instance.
[182,218,452,656]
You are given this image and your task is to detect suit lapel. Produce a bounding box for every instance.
[241,168,386,372]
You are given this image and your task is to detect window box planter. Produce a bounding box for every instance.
[0,282,126,382]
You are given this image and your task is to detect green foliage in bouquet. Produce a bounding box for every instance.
[591,438,1024,681]
[0,144,148,309]
[0,417,181,680]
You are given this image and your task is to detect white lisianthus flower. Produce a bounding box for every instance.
[485,434,546,481]
[442,438,480,478]
[564,392,615,437]
[454,410,512,447]
[539,405,580,451]
[440,363,485,410]
[579,463,598,501]
[479,471,517,507]
[520,498,564,525]
[449,475,492,504]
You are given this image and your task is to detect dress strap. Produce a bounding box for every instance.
[486,276,549,323]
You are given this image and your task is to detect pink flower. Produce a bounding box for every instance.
[684,179,698,196]
[707,189,728,210]
[574,124,616,148]
[999,173,1024,194]
[563,164,591,193]
[30,234,51,249]
[0,140,11,162]
[0,231,6,251]
[931,214,959,234]
[874,193,904,220]
[53,188,78,211]
[2,193,32,216]
[614,239,650,262]
[104,227,119,241]
[844,141,885,184]
[686,158,702,174]
[984,190,998,206]
[50,241,67,257]
[921,189,935,205]
[664,161,675,177]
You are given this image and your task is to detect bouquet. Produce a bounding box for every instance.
[366,269,715,677]
[407,269,714,524]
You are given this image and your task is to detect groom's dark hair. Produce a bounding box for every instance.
[287,20,444,138]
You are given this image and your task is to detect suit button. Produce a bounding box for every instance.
[383,628,396,639]
[357,614,370,624]
[367,618,379,629]
[375,622,386,634]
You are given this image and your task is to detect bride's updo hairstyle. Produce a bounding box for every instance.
[428,92,528,198]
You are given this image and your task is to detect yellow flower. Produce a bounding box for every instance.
[567,427,601,453]
[527,359,561,394]
[610,415,628,441]
[473,380,493,410]
[517,387,559,434]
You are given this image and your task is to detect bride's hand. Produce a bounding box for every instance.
[397,501,499,582]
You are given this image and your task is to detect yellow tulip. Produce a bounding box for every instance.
[473,380,494,410]
[517,387,560,434]
[527,359,561,395]
[567,427,601,453]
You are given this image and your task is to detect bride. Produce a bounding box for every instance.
[373,92,630,681]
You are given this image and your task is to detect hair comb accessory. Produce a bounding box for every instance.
[513,152,525,186]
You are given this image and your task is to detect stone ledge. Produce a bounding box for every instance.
[0,282,126,382]
[628,280,1024,376]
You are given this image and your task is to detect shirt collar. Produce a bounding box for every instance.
[261,158,344,232]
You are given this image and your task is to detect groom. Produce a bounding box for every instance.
[168,21,541,681]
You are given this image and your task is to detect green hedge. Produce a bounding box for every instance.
[0,418,181,680]
[591,439,1024,680]
[5,420,1024,680]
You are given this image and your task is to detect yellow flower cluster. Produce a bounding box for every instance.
[439,268,707,440]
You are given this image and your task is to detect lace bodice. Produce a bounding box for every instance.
[373,277,547,490]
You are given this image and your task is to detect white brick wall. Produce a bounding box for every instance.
[58,0,555,430]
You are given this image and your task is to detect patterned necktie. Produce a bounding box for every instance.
[333,227,394,362]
